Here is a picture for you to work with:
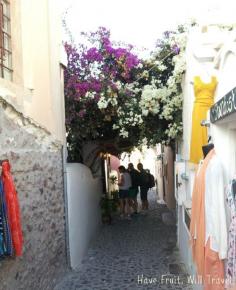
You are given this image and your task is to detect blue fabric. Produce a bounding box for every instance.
[0,181,6,257]
[0,179,13,256]
[0,215,4,256]
[119,189,129,199]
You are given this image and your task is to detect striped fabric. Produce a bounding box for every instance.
[0,214,4,256]
[0,179,13,257]
[1,160,23,256]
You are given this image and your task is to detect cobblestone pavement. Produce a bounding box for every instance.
[54,191,193,290]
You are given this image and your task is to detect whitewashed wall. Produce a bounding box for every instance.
[211,51,236,180]
[66,163,102,269]
[156,144,164,203]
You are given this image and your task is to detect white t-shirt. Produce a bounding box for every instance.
[119,172,132,190]
[204,154,228,259]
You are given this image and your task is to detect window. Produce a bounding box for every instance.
[0,0,12,80]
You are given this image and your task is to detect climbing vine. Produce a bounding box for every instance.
[64,25,192,162]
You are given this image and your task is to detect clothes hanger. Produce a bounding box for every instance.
[201,136,214,159]
[202,143,214,158]
[232,177,236,198]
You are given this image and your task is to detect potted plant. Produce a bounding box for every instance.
[100,191,119,224]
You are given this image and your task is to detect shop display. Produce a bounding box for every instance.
[190,76,217,164]
[226,178,236,289]
[0,160,23,258]
[190,148,227,290]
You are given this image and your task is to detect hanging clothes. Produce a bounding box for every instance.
[204,153,227,290]
[226,180,236,289]
[0,205,5,257]
[1,160,23,256]
[190,148,215,277]
[204,153,228,258]
[190,149,227,290]
[189,76,217,164]
[204,238,225,290]
[0,179,13,257]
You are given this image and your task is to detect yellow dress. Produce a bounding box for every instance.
[189,76,217,164]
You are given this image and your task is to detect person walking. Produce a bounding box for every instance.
[118,166,132,219]
[137,163,149,211]
[127,163,140,214]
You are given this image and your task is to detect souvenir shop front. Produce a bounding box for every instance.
[176,25,236,290]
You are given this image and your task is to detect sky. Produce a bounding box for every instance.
[62,0,236,53]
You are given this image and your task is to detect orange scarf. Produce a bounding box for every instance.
[189,148,215,276]
[1,160,23,256]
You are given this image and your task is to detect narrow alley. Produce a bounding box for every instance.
[1,1,236,289]
[54,192,193,290]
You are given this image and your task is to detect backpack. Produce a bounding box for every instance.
[147,173,155,188]
[140,170,149,187]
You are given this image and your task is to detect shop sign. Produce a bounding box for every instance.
[210,87,236,123]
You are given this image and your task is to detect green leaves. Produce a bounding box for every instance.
[65,24,190,161]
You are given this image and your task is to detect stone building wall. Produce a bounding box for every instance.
[0,99,67,290]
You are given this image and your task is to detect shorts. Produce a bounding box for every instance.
[119,189,129,199]
[140,186,148,201]
[128,187,138,198]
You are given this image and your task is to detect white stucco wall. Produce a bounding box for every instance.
[0,0,66,143]
[66,163,102,269]
[211,51,236,180]
[156,144,164,202]
[21,0,66,143]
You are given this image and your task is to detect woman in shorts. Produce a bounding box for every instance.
[118,166,132,219]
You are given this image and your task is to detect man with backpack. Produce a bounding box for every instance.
[127,163,140,214]
[137,163,150,211]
